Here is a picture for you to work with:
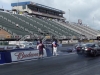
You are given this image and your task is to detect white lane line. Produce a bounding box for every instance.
[0,58,40,66]
[43,52,76,59]
[61,52,76,55]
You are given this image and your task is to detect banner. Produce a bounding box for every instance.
[0,46,16,50]
[11,49,47,61]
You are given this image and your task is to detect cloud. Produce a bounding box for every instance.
[0,0,100,30]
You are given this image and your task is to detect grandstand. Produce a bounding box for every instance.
[0,1,100,41]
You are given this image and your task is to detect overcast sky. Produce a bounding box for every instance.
[0,0,100,30]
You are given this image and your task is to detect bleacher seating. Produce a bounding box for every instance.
[49,20,80,36]
[14,14,51,36]
[27,16,63,36]
[0,12,42,37]
[0,13,29,36]
[0,11,100,40]
[56,21,98,39]
[29,16,80,37]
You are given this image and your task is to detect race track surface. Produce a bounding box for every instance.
[0,53,100,75]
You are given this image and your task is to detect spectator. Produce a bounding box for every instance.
[38,40,45,59]
[51,43,53,55]
[37,40,40,49]
[16,45,20,49]
[52,40,58,56]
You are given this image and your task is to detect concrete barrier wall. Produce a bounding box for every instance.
[0,48,52,64]
[62,40,78,44]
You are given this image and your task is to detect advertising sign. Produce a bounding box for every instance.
[0,46,16,50]
[11,49,47,61]
[0,54,1,60]
[0,52,6,64]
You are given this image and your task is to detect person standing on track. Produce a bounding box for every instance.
[52,40,58,56]
[38,40,45,59]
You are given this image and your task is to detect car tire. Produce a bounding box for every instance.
[93,50,97,57]
[77,52,80,54]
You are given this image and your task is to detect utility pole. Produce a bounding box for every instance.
[93,17,94,26]
[68,9,70,23]
[17,0,19,14]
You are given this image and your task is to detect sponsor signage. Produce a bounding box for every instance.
[0,54,1,60]
[0,46,16,50]
[11,49,47,61]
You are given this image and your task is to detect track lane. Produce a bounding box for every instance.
[0,53,100,75]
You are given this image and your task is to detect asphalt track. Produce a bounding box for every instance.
[0,52,100,75]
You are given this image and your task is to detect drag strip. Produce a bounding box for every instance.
[0,53,100,75]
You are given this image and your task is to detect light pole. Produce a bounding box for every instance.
[68,9,70,23]
[2,5,3,9]
[17,0,19,14]
[93,17,94,26]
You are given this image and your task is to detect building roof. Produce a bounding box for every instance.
[11,1,65,14]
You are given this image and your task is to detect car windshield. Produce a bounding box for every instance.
[84,43,95,47]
